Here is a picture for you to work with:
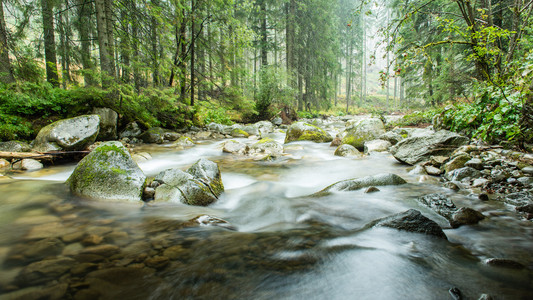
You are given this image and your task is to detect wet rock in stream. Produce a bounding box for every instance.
[418,193,485,228]
[369,209,448,239]
[316,173,407,195]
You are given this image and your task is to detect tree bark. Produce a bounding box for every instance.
[190,0,196,106]
[41,0,59,87]
[76,0,95,86]
[95,0,113,88]
[0,0,14,83]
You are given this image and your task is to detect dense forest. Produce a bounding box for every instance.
[0,0,532,147]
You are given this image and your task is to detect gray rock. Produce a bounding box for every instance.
[390,130,469,165]
[465,158,484,170]
[472,178,489,187]
[425,165,442,176]
[67,141,146,202]
[341,118,386,150]
[364,139,391,154]
[521,166,533,175]
[173,136,194,146]
[120,122,142,138]
[138,127,165,144]
[154,158,224,206]
[408,165,427,175]
[0,158,9,169]
[272,117,283,126]
[207,122,227,134]
[502,191,532,206]
[378,131,403,145]
[0,141,31,152]
[334,144,363,158]
[185,215,236,230]
[223,140,248,154]
[93,107,118,140]
[32,115,100,152]
[484,258,526,269]
[318,173,406,194]
[517,177,533,186]
[13,159,43,171]
[248,138,283,156]
[491,169,510,182]
[255,121,274,136]
[418,193,457,220]
[16,257,76,286]
[444,154,471,173]
[445,167,481,182]
[164,132,180,141]
[450,207,485,228]
[285,122,333,143]
[370,209,447,239]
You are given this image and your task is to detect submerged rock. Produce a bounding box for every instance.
[67,141,146,202]
[342,118,386,150]
[317,173,406,194]
[153,158,224,206]
[15,257,76,286]
[390,130,469,165]
[32,115,100,152]
[285,122,333,143]
[370,209,447,239]
[451,207,485,228]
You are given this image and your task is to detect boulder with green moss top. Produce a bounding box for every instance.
[284,122,333,143]
[248,138,283,156]
[231,128,250,138]
[341,118,386,150]
[334,144,363,158]
[153,158,224,206]
[390,130,469,165]
[32,115,100,152]
[316,173,406,195]
[138,127,166,144]
[67,141,146,202]
[173,136,194,146]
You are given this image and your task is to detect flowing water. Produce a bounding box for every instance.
[0,125,532,299]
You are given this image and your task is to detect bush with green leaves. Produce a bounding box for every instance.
[256,67,296,120]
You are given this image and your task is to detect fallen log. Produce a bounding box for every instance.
[0,151,91,162]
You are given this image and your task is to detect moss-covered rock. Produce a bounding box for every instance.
[173,136,194,146]
[153,158,224,206]
[248,138,283,156]
[32,115,100,152]
[138,127,166,144]
[341,118,385,150]
[67,141,146,202]
[0,141,32,152]
[284,122,333,143]
[231,128,250,138]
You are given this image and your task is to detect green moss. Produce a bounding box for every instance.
[342,135,365,150]
[285,122,332,143]
[231,128,250,137]
[256,137,275,144]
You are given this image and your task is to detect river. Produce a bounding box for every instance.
[0,121,531,299]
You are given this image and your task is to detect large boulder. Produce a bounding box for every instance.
[119,122,142,139]
[390,130,469,165]
[285,122,333,143]
[93,107,118,141]
[222,140,248,154]
[364,139,392,154]
[370,209,447,239]
[67,141,146,202]
[341,118,386,150]
[32,115,100,152]
[153,158,224,206]
[317,173,406,195]
[255,121,274,136]
[138,127,165,144]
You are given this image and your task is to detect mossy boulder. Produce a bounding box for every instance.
[341,118,386,150]
[138,127,166,144]
[231,128,250,138]
[316,173,406,195]
[285,122,333,143]
[32,115,100,152]
[444,153,471,173]
[153,158,224,206]
[173,136,194,146]
[390,130,469,165]
[248,138,283,156]
[67,141,146,202]
[334,144,363,158]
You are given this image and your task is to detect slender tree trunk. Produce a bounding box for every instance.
[58,2,71,87]
[260,0,267,67]
[0,0,14,83]
[150,0,159,86]
[41,0,59,87]
[95,0,113,88]
[120,6,131,83]
[190,0,196,106]
[131,0,141,90]
[285,0,296,89]
[76,0,95,86]
[104,0,116,78]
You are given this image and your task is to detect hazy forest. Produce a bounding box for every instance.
[0,0,532,146]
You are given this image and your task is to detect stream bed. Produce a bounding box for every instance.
[0,129,532,299]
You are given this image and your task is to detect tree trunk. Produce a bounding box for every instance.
[150,0,160,86]
[76,0,95,86]
[95,0,113,88]
[0,0,14,83]
[104,0,116,78]
[260,0,267,67]
[190,0,196,106]
[41,0,59,87]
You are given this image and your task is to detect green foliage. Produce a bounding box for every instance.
[391,108,442,127]
[256,66,296,120]
[297,111,319,119]
[201,107,234,125]
[0,114,33,141]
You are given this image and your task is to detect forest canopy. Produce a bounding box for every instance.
[0,0,531,146]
